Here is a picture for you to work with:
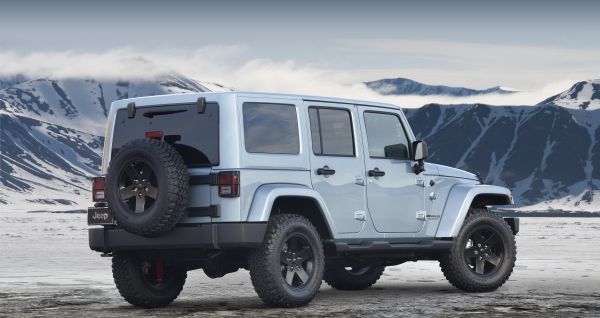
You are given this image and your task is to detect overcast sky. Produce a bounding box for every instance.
[0,0,599,105]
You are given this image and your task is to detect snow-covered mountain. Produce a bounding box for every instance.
[365,77,516,96]
[0,73,220,211]
[539,79,600,110]
[1,73,598,213]
[404,102,600,212]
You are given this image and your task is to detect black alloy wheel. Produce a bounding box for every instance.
[280,233,316,287]
[117,160,159,214]
[463,225,505,275]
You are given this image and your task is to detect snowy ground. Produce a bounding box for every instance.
[1,212,599,317]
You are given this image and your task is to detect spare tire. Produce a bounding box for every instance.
[105,138,189,237]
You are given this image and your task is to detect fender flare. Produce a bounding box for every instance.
[246,183,338,236]
[435,184,512,238]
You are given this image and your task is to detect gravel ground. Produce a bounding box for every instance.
[1,213,599,317]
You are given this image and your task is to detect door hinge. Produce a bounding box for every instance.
[416,211,427,221]
[355,175,365,186]
[429,192,437,200]
[416,179,425,187]
[354,210,366,221]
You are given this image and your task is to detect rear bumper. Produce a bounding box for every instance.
[89,222,267,253]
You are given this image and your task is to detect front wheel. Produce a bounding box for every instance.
[439,208,516,292]
[112,253,187,308]
[248,214,324,308]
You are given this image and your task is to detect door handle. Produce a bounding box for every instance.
[316,166,336,176]
[368,168,386,177]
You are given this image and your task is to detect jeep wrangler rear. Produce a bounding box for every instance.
[89,92,518,308]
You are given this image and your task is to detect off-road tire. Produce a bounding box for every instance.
[439,208,516,292]
[248,214,325,308]
[105,138,188,237]
[324,264,385,290]
[112,253,187,308]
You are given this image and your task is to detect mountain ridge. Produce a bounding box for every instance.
[365,77,516,97]
[538,79,600,110]
[1,74,598,212]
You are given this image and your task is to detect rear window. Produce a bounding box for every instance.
[112,102,219,167]
[243,102,300,154]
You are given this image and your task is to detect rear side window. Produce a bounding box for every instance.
[309,107,355,156]
[243,102,300,154]
[363,112,410,160]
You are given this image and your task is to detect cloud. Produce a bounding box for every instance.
[335,38,600,91]
[0,47,582,108]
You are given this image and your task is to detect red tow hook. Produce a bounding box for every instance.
[155,261,164,283]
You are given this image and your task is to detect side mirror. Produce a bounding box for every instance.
[412,140,428,161]
[412,140,428,174]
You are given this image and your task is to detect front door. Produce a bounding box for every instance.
[306,102,366,234]
[358,106,425,233]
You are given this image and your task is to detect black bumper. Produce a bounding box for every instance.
[89,222,267,253]
[503,217,520,235]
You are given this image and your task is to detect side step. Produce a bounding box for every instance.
[334,239,454,253]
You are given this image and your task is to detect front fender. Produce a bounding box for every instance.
[246,183,338,234]
[435,184,512,238]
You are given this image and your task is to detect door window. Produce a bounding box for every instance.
[363,112,410,160]
[309,107,355,156]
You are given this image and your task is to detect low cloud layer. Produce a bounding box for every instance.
[0,48,581,108]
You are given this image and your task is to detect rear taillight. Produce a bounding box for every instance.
[145,130,163,139]
[92,177,106,202]
[218,171,239,197]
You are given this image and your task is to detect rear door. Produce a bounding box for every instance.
[358,106,425,233]
[111,102,220,221]
[305,102,366,234]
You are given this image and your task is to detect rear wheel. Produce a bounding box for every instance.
[249,214,324,308]
[439,208,516,292]
[324,264,385,290]
[112,253,187,308]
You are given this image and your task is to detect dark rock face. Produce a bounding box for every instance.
[404,104,600,208]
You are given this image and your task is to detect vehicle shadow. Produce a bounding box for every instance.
[108,284,465,315]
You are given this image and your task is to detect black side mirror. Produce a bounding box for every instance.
[412,140,428,174]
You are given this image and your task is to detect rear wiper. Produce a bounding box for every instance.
[142,109,187,118]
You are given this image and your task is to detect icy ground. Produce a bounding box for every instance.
[1,212,599,317]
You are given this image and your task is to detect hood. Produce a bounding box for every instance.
[424,163,479,181]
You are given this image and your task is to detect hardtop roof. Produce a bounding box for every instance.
[112,91,401,110]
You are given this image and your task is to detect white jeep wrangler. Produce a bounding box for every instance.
[88,92,518,308]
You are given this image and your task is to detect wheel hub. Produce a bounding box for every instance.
[117,161,159,213]
[280,234,315,287]
[463,226,505,275]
